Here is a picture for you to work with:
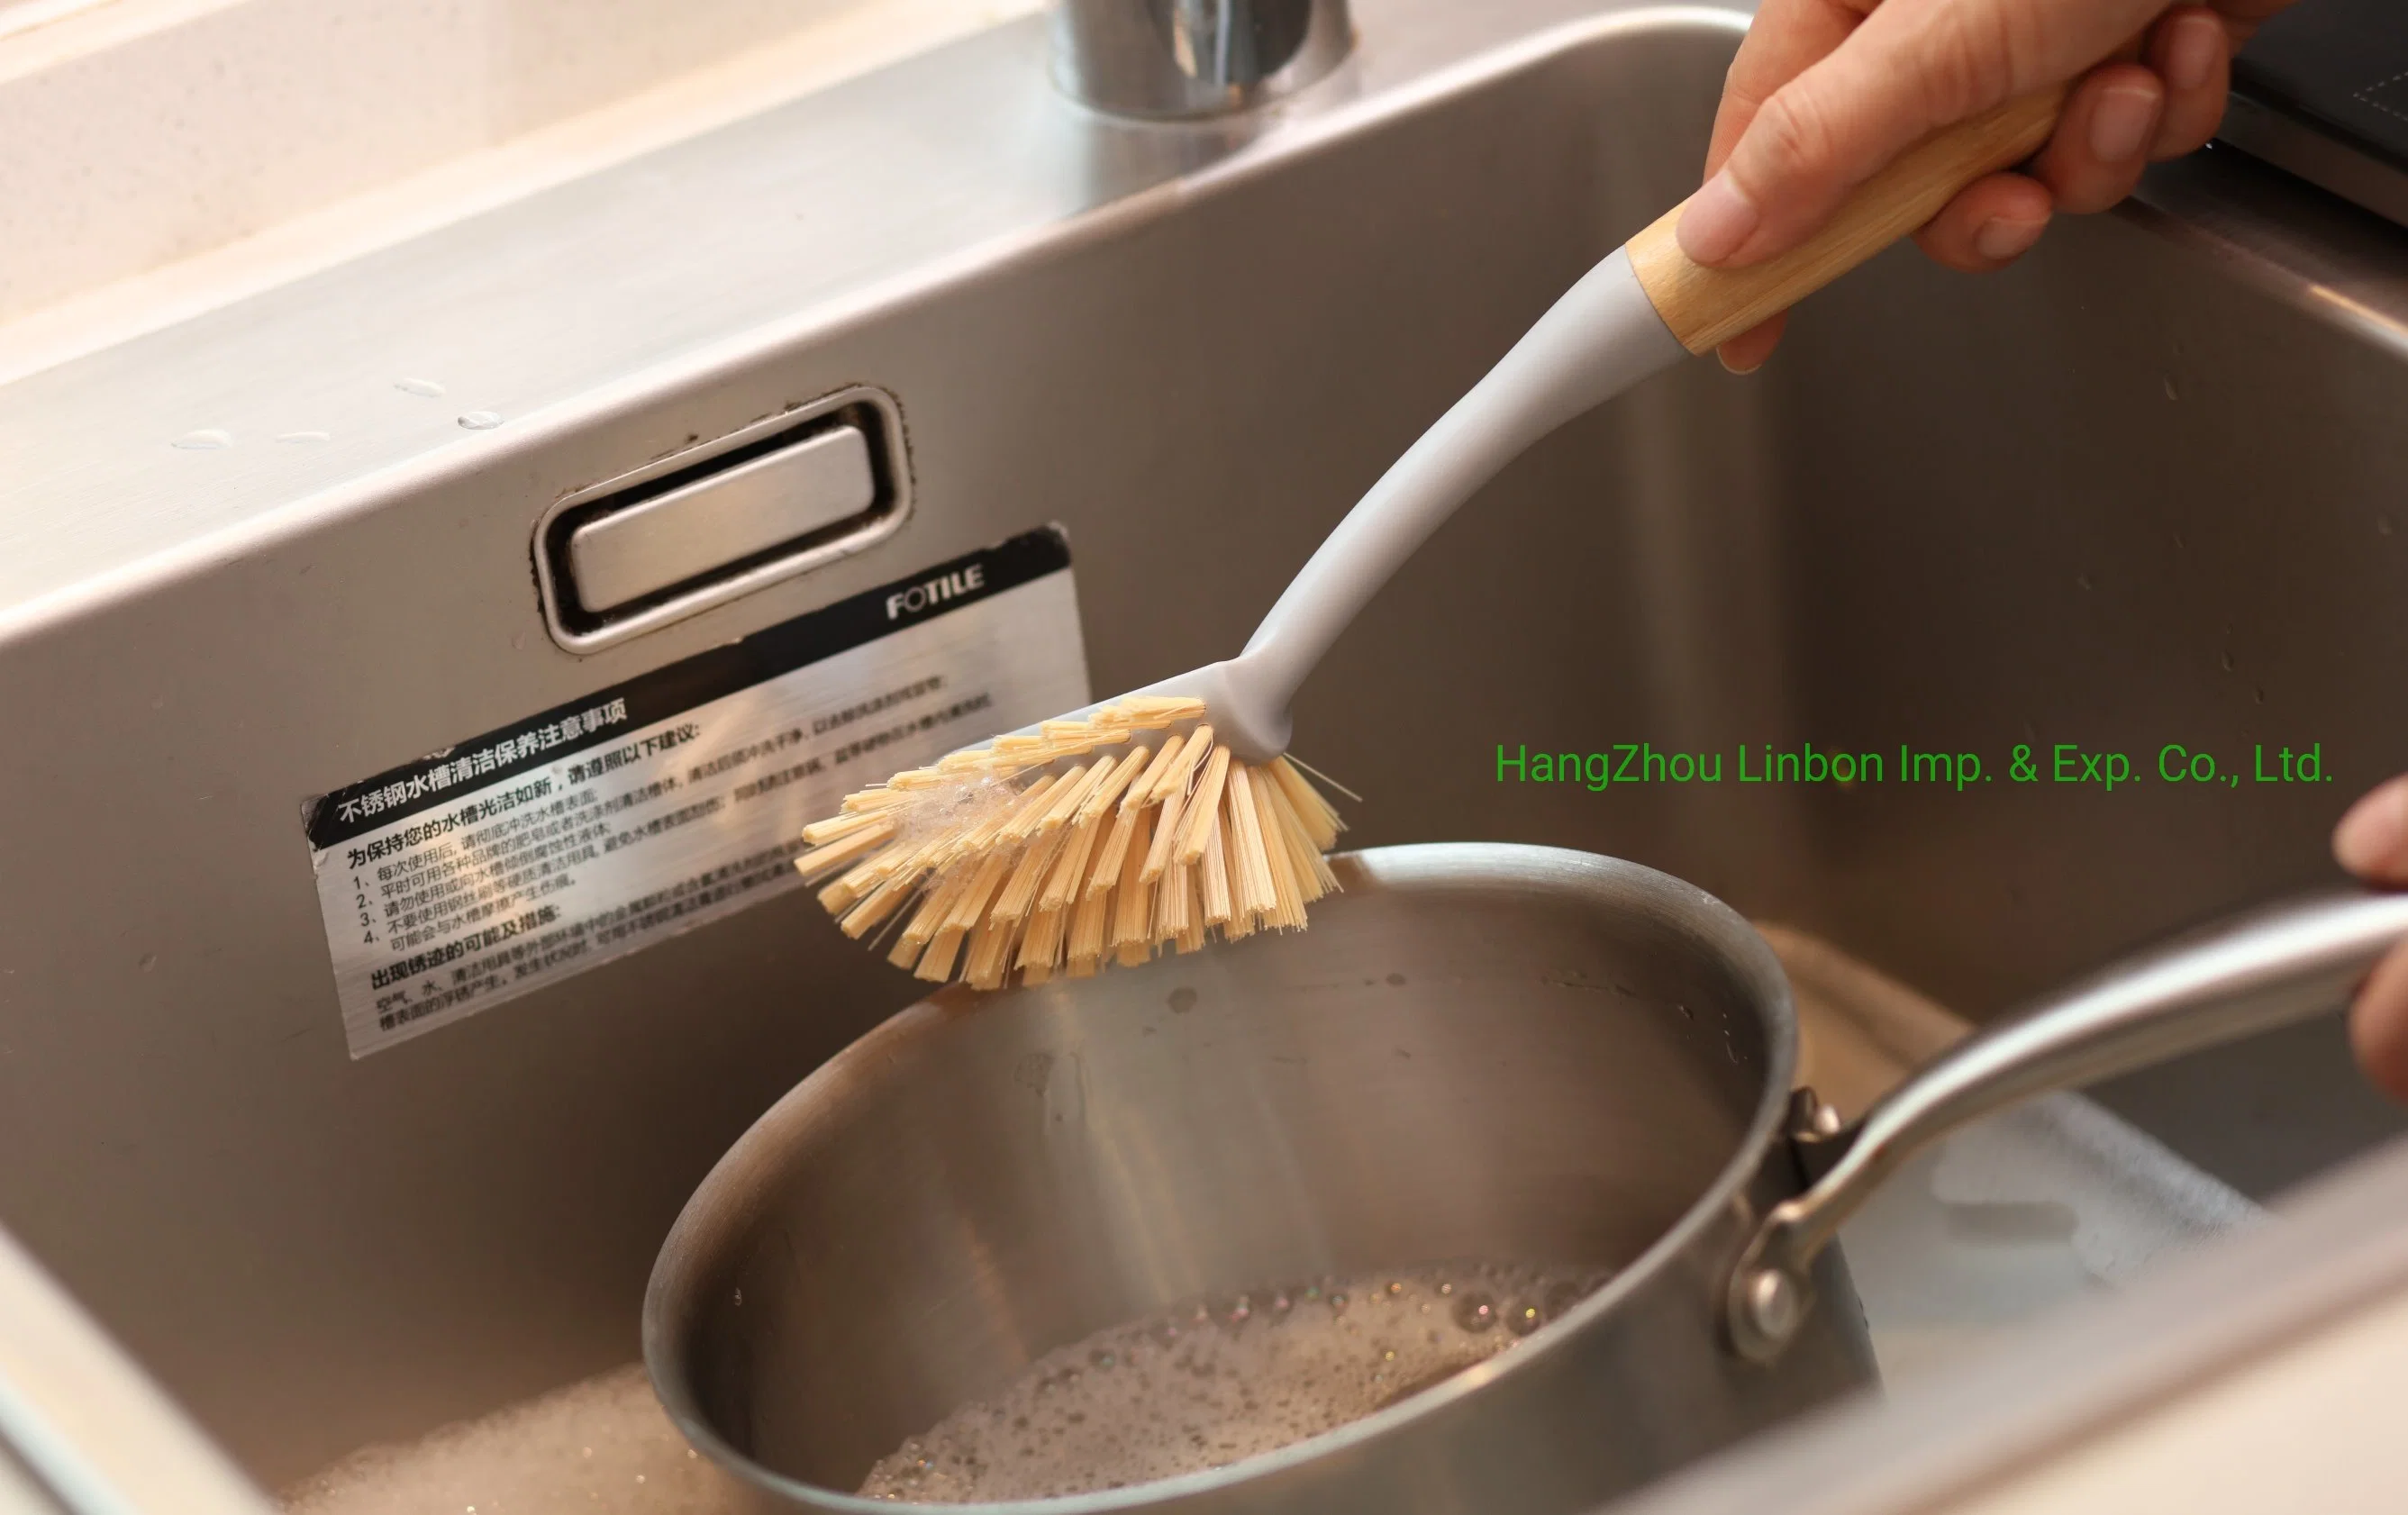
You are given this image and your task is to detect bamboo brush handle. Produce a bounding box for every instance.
[1626,89,2066,354]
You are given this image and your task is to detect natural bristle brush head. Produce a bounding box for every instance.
[794,695,1348,991]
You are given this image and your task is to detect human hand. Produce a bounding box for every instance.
[2334,779,2408,1102]
[1682,0,2299,372]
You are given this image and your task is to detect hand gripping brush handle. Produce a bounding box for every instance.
[797,93,2065,989]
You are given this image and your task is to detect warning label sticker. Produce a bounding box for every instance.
[305,528,1087,1057]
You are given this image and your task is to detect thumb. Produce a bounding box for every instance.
[1676,0,2109,267]
[1679,32,1988,266]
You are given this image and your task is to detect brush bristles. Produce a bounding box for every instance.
[791,698,1348,990]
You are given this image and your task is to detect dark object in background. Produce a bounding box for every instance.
[2222,0,2408,230]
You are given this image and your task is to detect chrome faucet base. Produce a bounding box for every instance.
[1050,0,1353,119]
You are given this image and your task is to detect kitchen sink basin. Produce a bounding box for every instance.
[4,0,2408,1494]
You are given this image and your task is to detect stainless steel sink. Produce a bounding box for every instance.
[4,0,2408,1494]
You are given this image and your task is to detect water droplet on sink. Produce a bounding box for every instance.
[395,377,446,397]
[458,410,502,430]
[172,429,232,449]
[1166,986,1197,1013]
[2382,516,2395,537]
[139,953,156,972]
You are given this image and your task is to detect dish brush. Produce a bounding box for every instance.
[797,92,2062,989]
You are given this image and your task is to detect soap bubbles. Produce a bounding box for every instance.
[857,1261,1610,1503]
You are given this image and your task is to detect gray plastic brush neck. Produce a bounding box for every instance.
[986,248,1683,767]
[1222,248,1685,753]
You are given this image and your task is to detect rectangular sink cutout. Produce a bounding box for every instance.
[535,386,912,651]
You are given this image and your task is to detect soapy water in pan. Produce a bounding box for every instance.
[859,1260,1611,1503]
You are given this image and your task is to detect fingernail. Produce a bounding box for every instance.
[2089,83,2160,162]
[2335,779,2408,875]
[1973,215,2046,263]
[2165,14,2220,93]
[1717,349,1764,376]
[1678,173,1761,265]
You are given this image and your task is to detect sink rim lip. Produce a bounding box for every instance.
[641,839,1804,1513]
[0,0,1759,651]
[11,0,2406,658]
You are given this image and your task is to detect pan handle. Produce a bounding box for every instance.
[1725,886,2408,1363]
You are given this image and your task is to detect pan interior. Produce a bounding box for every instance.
[654,846,1786,1495]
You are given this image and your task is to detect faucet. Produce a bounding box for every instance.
[1050,0,1353,119]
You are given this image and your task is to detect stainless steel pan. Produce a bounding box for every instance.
[644,843,2408,1514]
